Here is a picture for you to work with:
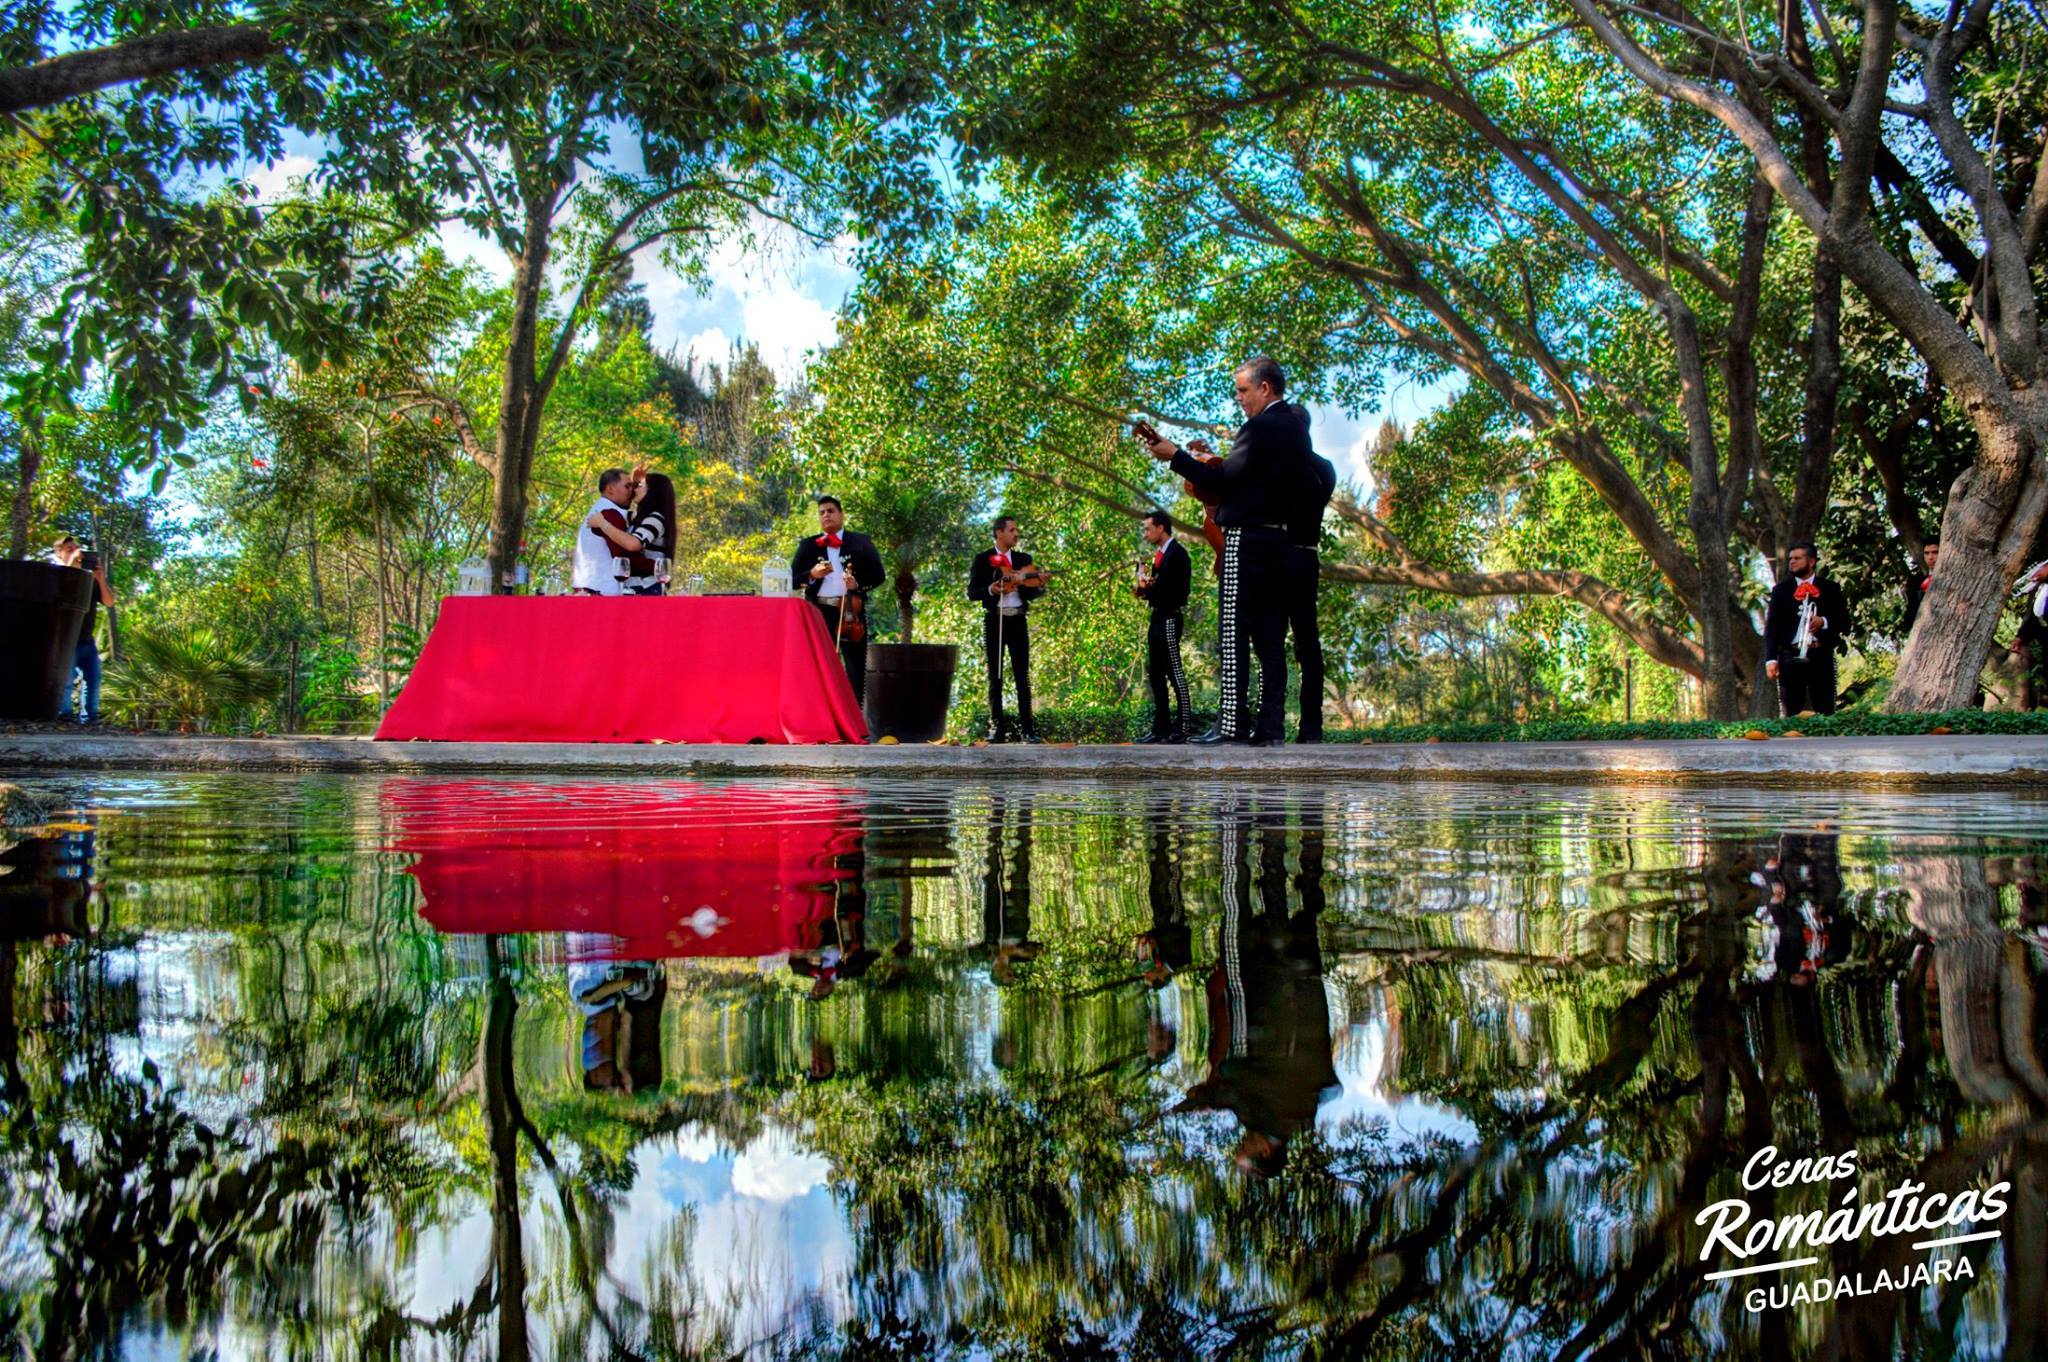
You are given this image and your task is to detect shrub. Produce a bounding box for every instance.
[941,704,2048,744]
[101,627,280,732]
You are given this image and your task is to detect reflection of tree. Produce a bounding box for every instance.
[6,781,2048,1357]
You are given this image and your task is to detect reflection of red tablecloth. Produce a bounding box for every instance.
[385,779,862,958]
[374,597,866,743]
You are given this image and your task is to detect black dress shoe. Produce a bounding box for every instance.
[1135,732,1165,744]
[1021,731,1045,745]
[1248,734,1280,747]
[1194,726,1225,744]
[985,729,1010,744]
[1163,731,1188,745]
[1295,733,1323,745]
[1193,731,1247,746]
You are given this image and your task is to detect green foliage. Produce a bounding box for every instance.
[298,637,371,731]
[1325,707,2048,744]
[943,704,2047,745]
[100,624,279,731]
[951,704,1223,743]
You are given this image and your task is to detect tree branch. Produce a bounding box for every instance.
[0,23,277,117]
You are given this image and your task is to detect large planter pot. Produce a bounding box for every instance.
[864,642,958,743]
[0,559,90,721]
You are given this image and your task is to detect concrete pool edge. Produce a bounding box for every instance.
[6,731,2048,787]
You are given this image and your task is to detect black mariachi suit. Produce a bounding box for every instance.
[968,547,1045,739]
[1763,572,1852,715]
[1170,403,1318,741]
[1285,434,1337,741]
[791,530,885,704]
[1140,537,1193,737]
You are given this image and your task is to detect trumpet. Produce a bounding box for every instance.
[2012,559,2048,598]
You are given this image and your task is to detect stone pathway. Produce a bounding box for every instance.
[5,731,2048,787]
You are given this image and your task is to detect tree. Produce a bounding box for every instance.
[944,0,2041,716]
[292,2,951,590]
[1,2,955,541]
[1562,0,2048,709]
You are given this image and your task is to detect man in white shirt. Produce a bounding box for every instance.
[573,468,635,595]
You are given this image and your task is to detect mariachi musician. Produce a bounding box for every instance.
[1139,356,1317,745]
[791,495,885,704]
[1762,541,1852,716]
[1135,509,1193,742]
[967,514,1047,744]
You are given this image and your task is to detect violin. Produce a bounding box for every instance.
[813,547,866,645]
[1131,418,1225,575]
[838,587,867,644]
[994,563,1053,593]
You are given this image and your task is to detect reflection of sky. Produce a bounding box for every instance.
[1319,988,1479,1148]
[612,1125,853,1346]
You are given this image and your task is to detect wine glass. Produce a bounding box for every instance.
[650,552,670,588]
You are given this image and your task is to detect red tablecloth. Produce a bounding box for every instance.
[385,778,864,959]
[375,596,867,743]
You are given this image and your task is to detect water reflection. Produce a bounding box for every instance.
[0,776,2044,1357]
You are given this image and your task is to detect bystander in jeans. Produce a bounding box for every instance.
[51,537,114,725]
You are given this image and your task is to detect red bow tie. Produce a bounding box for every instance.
[992,551,1011,568]
[1921,575,1932,592]
[1794,581,1820,601]
[818,533,842,549]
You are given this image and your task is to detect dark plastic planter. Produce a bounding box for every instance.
[0,559,90,720]
[863,642,958,743]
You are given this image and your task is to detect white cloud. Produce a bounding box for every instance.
[433,220,514,284]
[730,1127,833,1202]
[243,153,317,204]
[632,216,859,384]
[682,327,734,370]
[738,286,838,378]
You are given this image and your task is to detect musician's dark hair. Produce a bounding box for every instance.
[1790,540,1818,557]
[1236,355,1286,396]
[636,472,677,555]
[992,514,1018,535]
[1146,509,1174,533]
[816,495,842,511]
[598,467,628,493]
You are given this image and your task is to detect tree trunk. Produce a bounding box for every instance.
[305,505,325,620]
[483,939,532,1362]
[895,566,916,643]
[1667,300,1743,718]
[7,424,39,560]
[1893,394,2048,709]
[360,422,393,705]
[486,189,558,595]
[1791,254,1842,551]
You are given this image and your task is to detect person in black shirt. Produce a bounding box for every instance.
[1175,795,1340,1177]
[1283,415,1337,743]
[966,515,1046,743]
[1763,541,1853,716]
[790,496,885,705]
[1135,509,1193,742]
[1141,356,1317,745]
[1902,540,1937,635]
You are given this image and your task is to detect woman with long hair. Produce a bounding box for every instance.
[623,470,678,595]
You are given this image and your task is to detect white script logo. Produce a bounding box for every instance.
[1694,1145,2008,1312]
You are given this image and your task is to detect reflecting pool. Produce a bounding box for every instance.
[1,774,2045,1359]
